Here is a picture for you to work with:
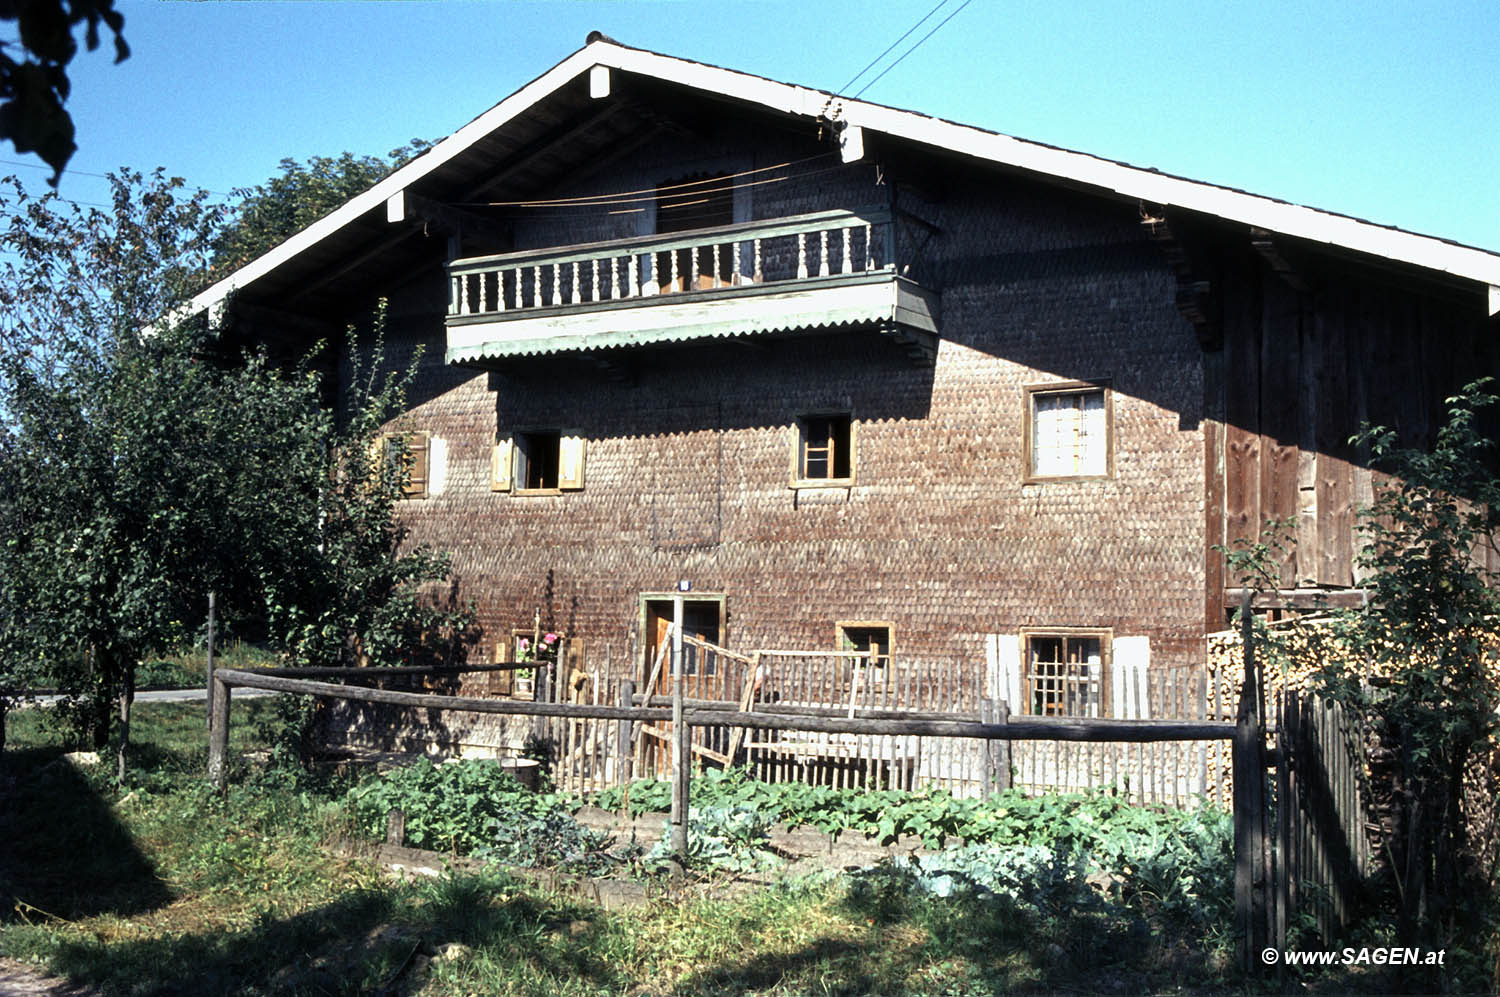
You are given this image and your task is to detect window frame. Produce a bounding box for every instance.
[492,429,586,495]
[513,428,562,493]
[835,620,894,669]
[1020,627,1112,718]
[791,411,856,489]
[381,430,429,500]
[1023,380,1114,483]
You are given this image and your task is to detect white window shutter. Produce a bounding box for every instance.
[558,433,586,490]
[1112,636,1151,719]
[491,435,513,492]
[986,634,1023,714]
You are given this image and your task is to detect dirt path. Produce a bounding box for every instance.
[0,959,98,996]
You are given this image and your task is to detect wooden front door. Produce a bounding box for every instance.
[643,598,722,698]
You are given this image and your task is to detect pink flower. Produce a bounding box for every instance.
[518,638,530,651]
[543,632,558,645]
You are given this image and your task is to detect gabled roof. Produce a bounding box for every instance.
[193,33,1500,320]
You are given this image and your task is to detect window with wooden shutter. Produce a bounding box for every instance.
[381,431,429,499]
[793,413,854,487]
[1024,381,1112,481]
[491,435,513,492]
[497,430,584,494]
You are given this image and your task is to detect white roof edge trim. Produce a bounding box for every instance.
[188,41,612,316]
[195,38,1500,317]
[601,45,1500,289]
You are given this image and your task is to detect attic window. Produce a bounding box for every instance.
[794,413,854,486]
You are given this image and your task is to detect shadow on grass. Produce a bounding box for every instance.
[0,748,173,922]
[669,862,1207,997]
[31,869,627,996]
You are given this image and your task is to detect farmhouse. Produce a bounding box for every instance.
[194,33,1500,737]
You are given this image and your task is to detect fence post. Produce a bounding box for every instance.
[204,590,216,731]
[981,699,1012,797]
[616,679,635,789]
[669,596,688,872]
[1233,588,1269,971]
[207,674,230,791]
[995,699,1012,792]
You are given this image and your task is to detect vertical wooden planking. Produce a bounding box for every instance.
[1224,267,1264,553]
[1260,274,1303,584]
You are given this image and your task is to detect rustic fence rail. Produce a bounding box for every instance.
[208,631,1374,977]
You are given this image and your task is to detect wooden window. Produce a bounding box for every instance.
[381,431,429,499]
[492,431,585,493]
[1025,381,1112,480]
[1022,630,1110,717]
[837,621,893,668]
[794,413,854,486]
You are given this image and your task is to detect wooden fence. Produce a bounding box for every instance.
[208,601,1377,973]
[1271,690,1373,942]
[462,634,1236,805]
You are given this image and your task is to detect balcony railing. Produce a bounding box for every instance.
[447,207,896,320]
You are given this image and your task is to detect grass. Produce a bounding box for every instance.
[0,698,1455,995]
[138,638,282,689]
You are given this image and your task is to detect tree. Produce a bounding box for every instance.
[0,0,128,182]
[0,170,473,774]
[211,141,432,273]
[1321,382,1500,950]
[1236,384,1500,958]
[256,300,476,677]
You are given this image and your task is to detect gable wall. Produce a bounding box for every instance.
[340,122,1209,692]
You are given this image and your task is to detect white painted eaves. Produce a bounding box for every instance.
[193,37,1500,316]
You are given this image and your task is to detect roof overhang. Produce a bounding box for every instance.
[194,34,1500,321]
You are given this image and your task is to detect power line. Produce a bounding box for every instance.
[853,0,977,99]
[460,154,834,210]
[0,157,239,198]
[835,0,954,97]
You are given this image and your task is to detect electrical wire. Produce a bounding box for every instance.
[0,157,239,198]
[834,0,954,97]
[458,153,833,210]
[853,0,976,99]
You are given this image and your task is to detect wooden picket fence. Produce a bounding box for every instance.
[208,622,1378,974]
[510,635,1236,806]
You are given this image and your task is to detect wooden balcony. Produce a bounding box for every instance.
[444,207,939,365]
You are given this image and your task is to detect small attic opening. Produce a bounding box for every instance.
[655,172,734,291]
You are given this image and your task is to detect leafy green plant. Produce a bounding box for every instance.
[645,805,777,875]
[345,758,567,853]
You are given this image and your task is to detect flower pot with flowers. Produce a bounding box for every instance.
[513,631,560,698]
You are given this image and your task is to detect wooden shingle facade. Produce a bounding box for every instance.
[200,35,1500,722]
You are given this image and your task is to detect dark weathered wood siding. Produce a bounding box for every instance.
[1206,242,1498,623]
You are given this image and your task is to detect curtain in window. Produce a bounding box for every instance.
[1033,391,1105,476]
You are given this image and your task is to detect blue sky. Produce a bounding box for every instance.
[13,0,1500,252]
